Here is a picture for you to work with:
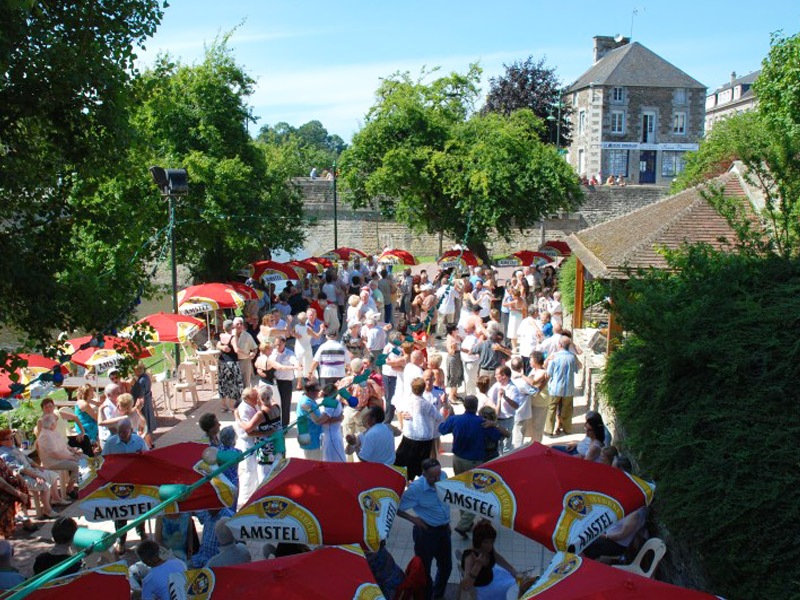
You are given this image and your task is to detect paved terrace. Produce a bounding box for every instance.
[8,347,591,599]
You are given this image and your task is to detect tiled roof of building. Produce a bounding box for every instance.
[568,42,705,92]
[566,172,747,279]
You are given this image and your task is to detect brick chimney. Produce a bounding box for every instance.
[593,35,630,64]
[730,71,737,86]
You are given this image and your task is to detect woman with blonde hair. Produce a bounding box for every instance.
[116,393,147,443]
[74,384,101,449]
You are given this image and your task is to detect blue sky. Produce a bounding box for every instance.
[137,0,794,141]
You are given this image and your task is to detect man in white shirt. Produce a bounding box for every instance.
[509,357,535,449]
[460,323,480,396]
[547,291,563,327]
[138,540,186,600]
[361,314,387,361]
[318,293,340,338]
[517,305,543,371]
[309,332,350,388]
[400,350,425,421]
[270,336,301,428]
[487,366,519,455]
[233,317,257,387]
[234,387,261,508]
[346,405,395,464]
[435,283,458,339]
[475,280,492,320]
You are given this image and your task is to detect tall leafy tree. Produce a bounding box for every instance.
[0,0,166,346]
[127,41,306,281]
[256,120,348,176]
[340,66,582,261]
[482,56,571,146]
[673,30,800,257]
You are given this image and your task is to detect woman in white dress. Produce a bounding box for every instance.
[319,383,345,462]
[503,286,526,354]
[293,312,315,390]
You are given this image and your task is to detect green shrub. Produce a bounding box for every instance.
[602,246,800,600]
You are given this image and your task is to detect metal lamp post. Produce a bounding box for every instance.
[149,166,189,372]
[332,160,338,249]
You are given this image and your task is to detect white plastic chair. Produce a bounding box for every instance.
[174,363,199,408]
[154,371,175,416]
[613,537,666,578]
[197,353,218,391]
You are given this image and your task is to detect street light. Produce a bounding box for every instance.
[150,166,188,372]
[331,160,338,249]
[546,89,566,151]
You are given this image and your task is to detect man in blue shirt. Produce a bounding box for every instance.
[546,336,580,435]
[397,458,451,599]
[102,418,148,556]
[438,395,503,538]
[102,418,148,455]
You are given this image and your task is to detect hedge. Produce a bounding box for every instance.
[602,246,800,600]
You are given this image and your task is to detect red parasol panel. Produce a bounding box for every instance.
[435,443,655,554]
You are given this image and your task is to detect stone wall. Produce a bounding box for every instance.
[293,179,669,255]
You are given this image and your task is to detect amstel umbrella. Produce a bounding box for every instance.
[64,335,152,371]
[225,281,265,301]
[495,251,554,268]
[131,313,205,344]
[248,260,300,282]
[78,442,236,522]
[437,249,482,268]
[322,247,368,262]
[540,240,571,256]
[377,249,418,266]
[435,443,655,554]
[178,283,248,311]
[309,256,333,269]
[287,259,324,275]
[0,353,68,398]
[25,562,130,598]
[228,458,406,551]
[521,552,722,599]
[167,546,386,600]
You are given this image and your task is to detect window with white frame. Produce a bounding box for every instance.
[607,150,629,176]
[674,88,687,104]
[661,151,687,177]
[672,112,686,135]
[611,87,625,103]
[578,110,586,134]
[611,111,625,134]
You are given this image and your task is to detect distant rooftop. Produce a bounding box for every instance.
[710,69,760,95]
[568,41,706,92]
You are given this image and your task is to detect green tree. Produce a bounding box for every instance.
[340,66,582,260]
[128,41,306,281]
[673,31,800,257]
[0,0,166,346]
[256,119,348,176]
[482,55,572,146]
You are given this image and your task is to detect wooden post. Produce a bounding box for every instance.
[606,283,623,355]
[573,258,585,329]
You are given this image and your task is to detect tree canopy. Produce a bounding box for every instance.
[256,119,347,176]
[673,31,800,257]
[0,0,166,345]
[482,55,571,146]
[340,66,582,260]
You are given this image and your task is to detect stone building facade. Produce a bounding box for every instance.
[566,36,706,186]
[705,70,760,132]
[291,178,667,257]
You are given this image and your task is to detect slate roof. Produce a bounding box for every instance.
[711,70,761,94]
[567,42,705,92]
[566,172,748,279]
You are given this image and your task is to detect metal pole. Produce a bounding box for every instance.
[556,89,563,150]
[169,193,181,371]
[332,161,338,249]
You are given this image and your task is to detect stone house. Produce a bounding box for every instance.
[705,70,760,132]
[565,36,706,186]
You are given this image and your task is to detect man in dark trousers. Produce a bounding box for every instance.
[438,394,503,538]
[397,458,451,599]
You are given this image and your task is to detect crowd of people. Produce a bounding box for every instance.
[0,255,647,599]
